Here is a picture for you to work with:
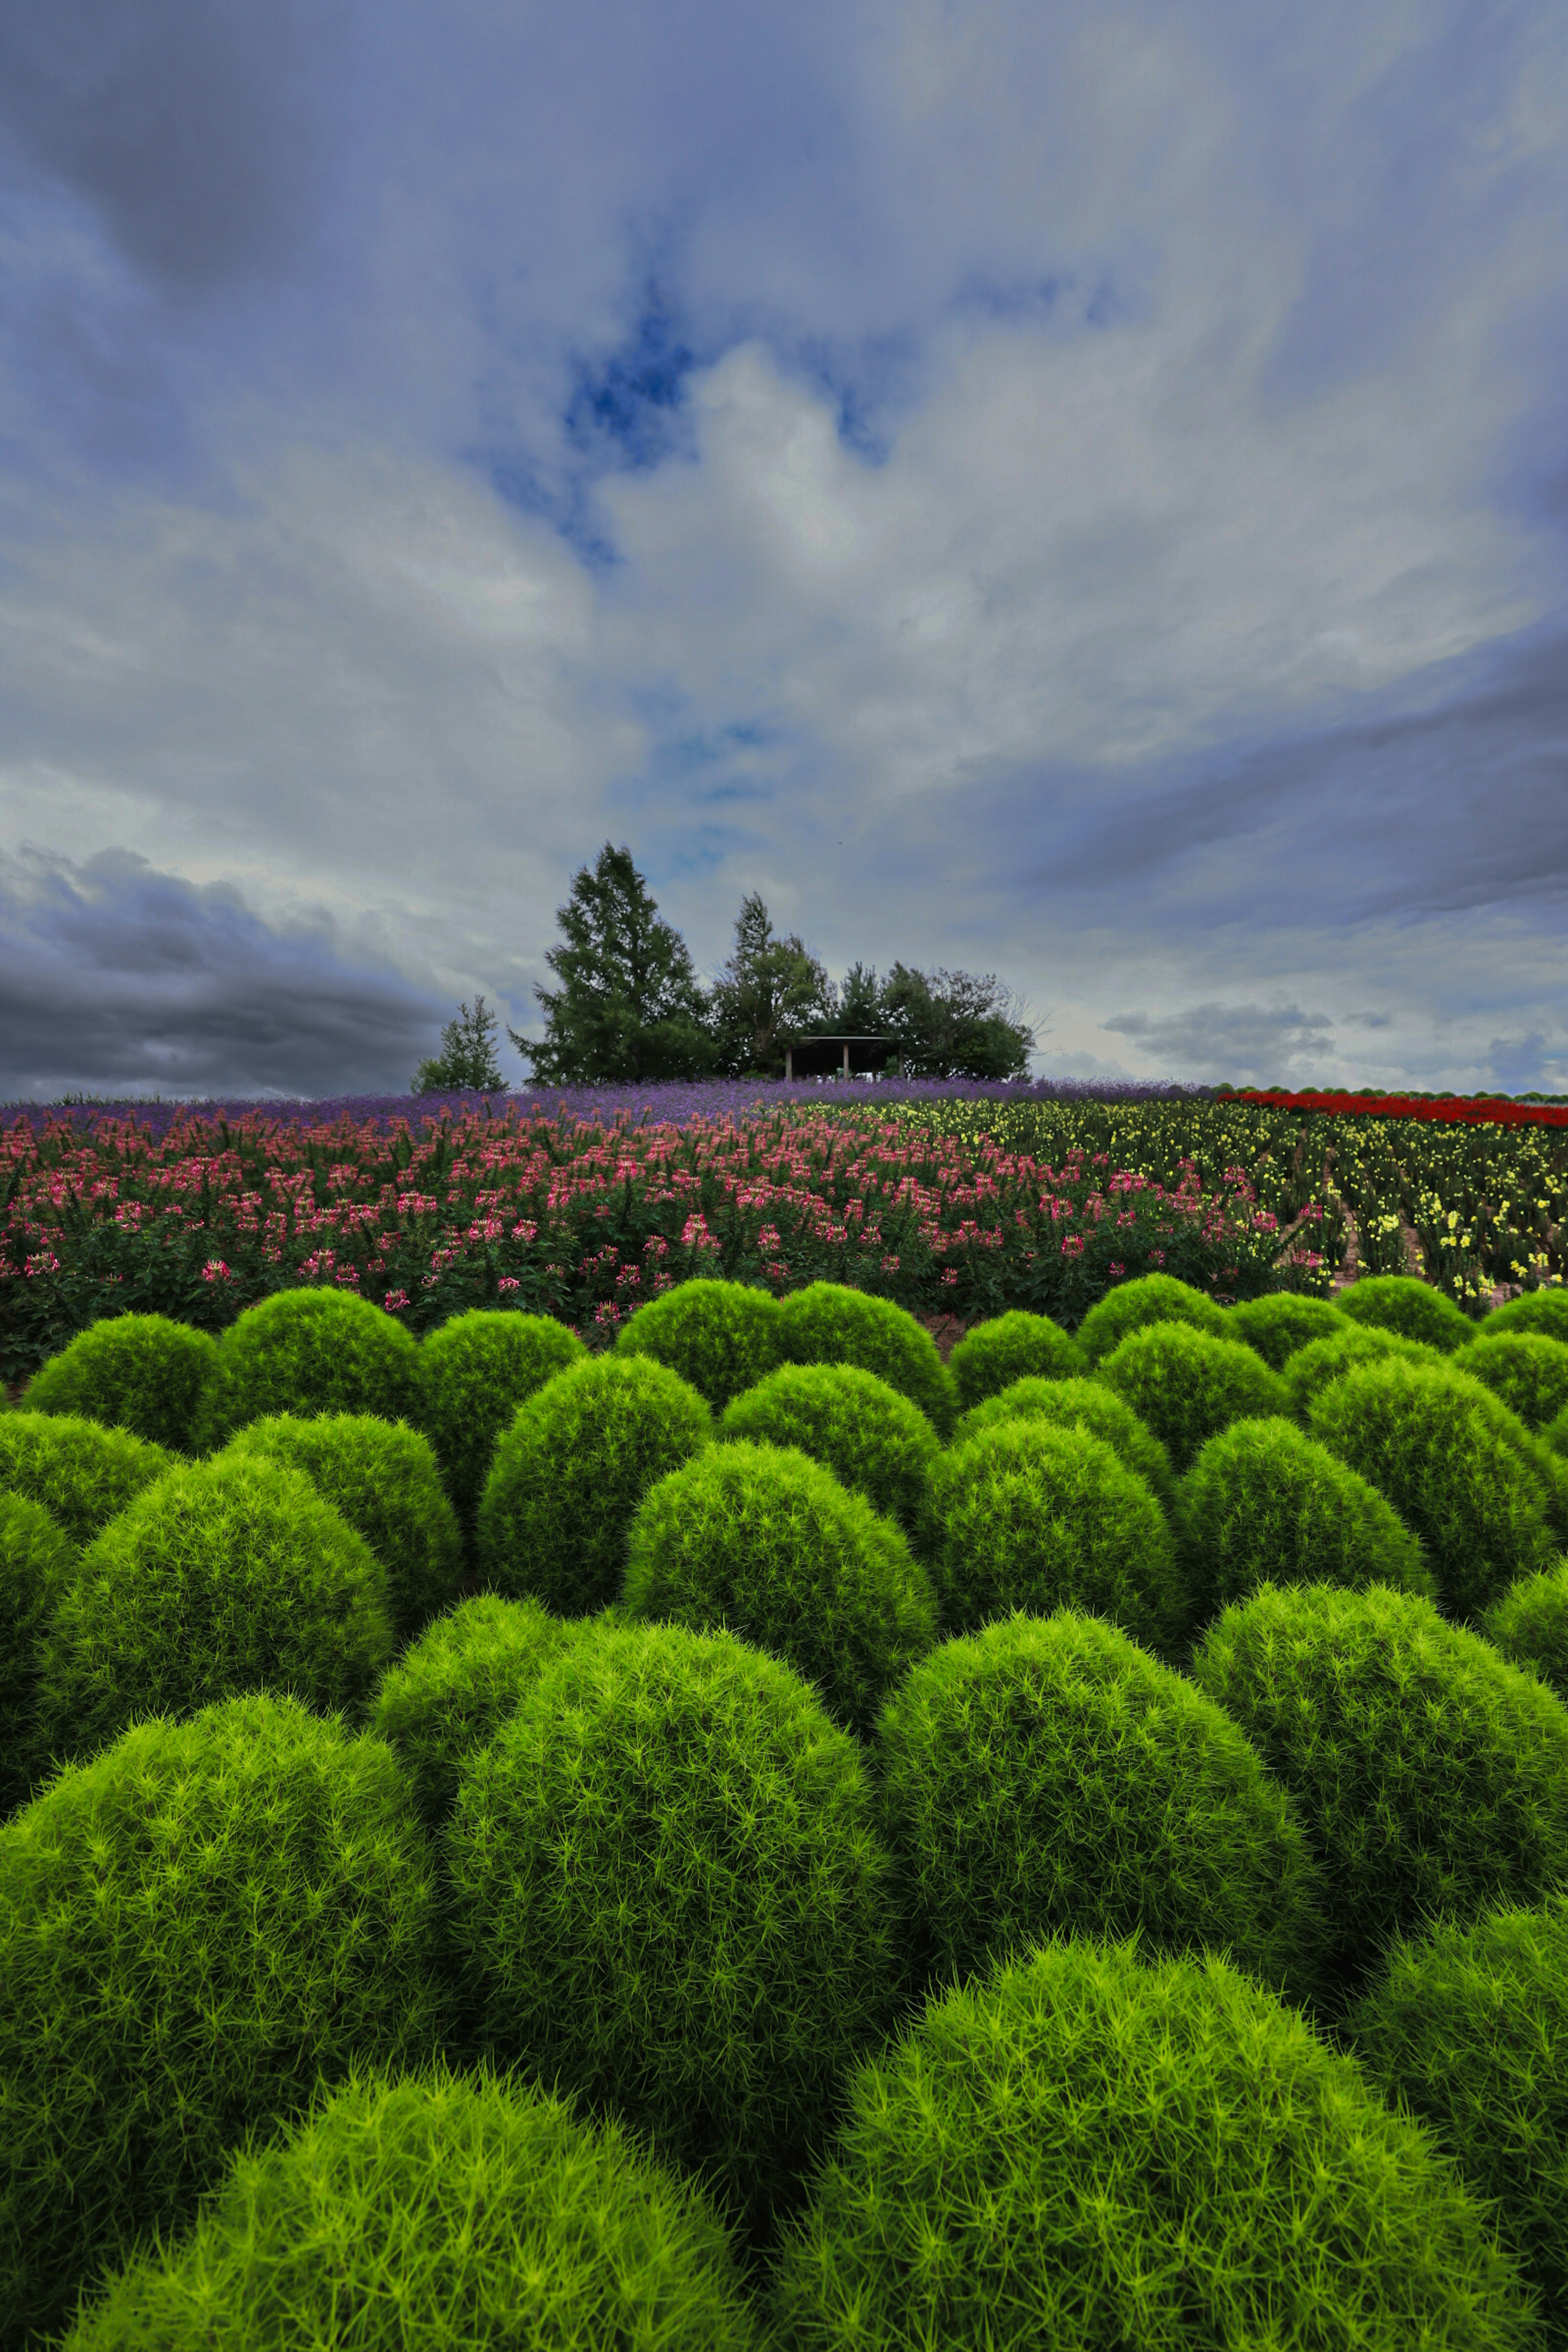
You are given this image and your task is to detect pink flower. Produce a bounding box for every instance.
[384,1289,411,1312]
[1108,1261,1125,1276]
[941,1269,959,1286]
[1061,1234,1085,1258]
[200,1258,231,1282]
[881,1255,900,1272]
[497,1275,521,1293]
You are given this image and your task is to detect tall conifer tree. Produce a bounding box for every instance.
[510,844,716,1083]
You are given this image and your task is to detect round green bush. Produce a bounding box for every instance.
[0,1494,76,1820]
[1188,1580,1568,2009]
[220,1412,464,1646]
[32,1453,396,1773]
[1282,1324,1448,1416]
[410,1309,587,1534]
[1095,1321,1294,1478]
[1072,1270,1229,1368]
[21,1314,220,1453]
[1336,1273,1476,1353]
[923,1421,1190,1662]
[1341,1893,1568,2349]
[946,1310,1084,1410]
[474,1354,713,1616]
[1454,1330,1568,1432]
[0,1412,172,1549]
[766,1932,1539,2352]
[55,2056,770,2352]
[950,1375,1179,1523]
[1307,1358,1557,1620]
[1177,1415,1434,1626]
[775,1282,958,1439]
[616,1277,785,1412]
[873,1611,1328,2013]
[368,1591,629,1835]
[193,1287,419,1448]
[0,1690,452,2351]
[1479,1560,1568,1708]
[1224,1290,1347,1371]
[719,1362,938,1546]
[623,1442,939,1739]
[1474,1287,1568,1345]
[443,1618,904,2247]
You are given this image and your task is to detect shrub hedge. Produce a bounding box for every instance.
[193,1288,419,1448]
[1336,1273,1476,1353]
[946,1310,1085,1410]
[719,1362,939,1547]
[1476,1289,1568,1345]
[1454,1330,1568,1432]
[410,1309,586,1536]
[616,1278,784,1412]
[1223,1290,1346,1371]
[775,1283,957,1439]
[1478,1561,1568,1709]
[1095,1321,1293,1478]
[1281,1325,1449,1417]
[949,1375,1179,1523]
[20,1315,219,1454]
[0,1493,76,1820]
[0,1412,172,1550]
[1073,1271,1229,1367]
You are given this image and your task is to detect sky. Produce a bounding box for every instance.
[1,0,1566,1100]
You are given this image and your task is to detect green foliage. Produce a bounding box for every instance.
[411,993,505,1094]
[32,1454,396,1773]
[875,963,1035,1082]
[1188,1580,1568,2011]
[0,1494,76,1820]
[1476,1288,1568,1344]
[1223,1290,1347,1371]
[923,1421,1190,1662]
[1454,1331,1568,1431]
[622,1441,938,1739]
[616,1277,785,1411]
[766,1931,1539,2352]
[1479,1561,1568,1708]
[1336,1273,1477,1352]
[56,2056,770,2352]
[946,1310,1085,1410]
[776,1281,957,1439]
[1342,1893,1568,2349]
[706,891,835,1079]
[474,1354,713,1615]
[873,1612,1328,2013]
[509,843,718,1085]
[1095,1321,1293,1478]
[443,1619,904,2246]
[1178,1415,1434,1626]
[194,1287,419,1448]
[410,1309,587,1537]
[220,1413,464,1646]
[1281,1324,1448,1415]
[719,1362,939,1546]
[1073,1270,1231,1367]
[0,1412,172,1549]
[1307,1358,1557,1620]
[949,1375,1179,1523]
[0,1691,452,2351]
[20,1315,220,1452]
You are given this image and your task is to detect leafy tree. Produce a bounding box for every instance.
[707,893,835,1077]
[832,960,884,1034]
[877,962,1036,1080]
[411,996,505,1093]
[509,845,717,1085]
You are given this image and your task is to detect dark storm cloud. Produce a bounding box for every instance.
[0,849,449,1099]
[1102,1003,1336,1086]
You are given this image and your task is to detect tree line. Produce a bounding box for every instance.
[414,842,1038,1091]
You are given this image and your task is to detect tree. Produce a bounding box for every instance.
[707,892,836,1077]
[877,963,1036,1080]
[509,844,717,1085]
[826,960,883,1036]
[412,995,505,1093]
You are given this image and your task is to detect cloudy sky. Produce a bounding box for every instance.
[2,0,1566,1100]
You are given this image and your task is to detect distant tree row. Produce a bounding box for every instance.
[413,842,1038,1091]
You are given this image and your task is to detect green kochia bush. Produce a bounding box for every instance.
[1188,1581,1568,2010]
[1223,1290,1346,1371]
[1456,1330,1568,1431]
[623,1443,939,1739]
[0,1494,76,1819]
[766,1933,1539,2352]
[55,2059,770,2352]
[1475,1288,1568,1345]
[873,1613,1328,2014]
[719,1363,939,1547]
[443,1620,904,2247]
[221,1413,464,1646]
[1281,1324,1448,1416]
[475,1356,713,1616]
[1072,1270,1229,1367]
[1341,1893,1568,2350]
[1336,1272,1476,1353]
[950,1375,1179,1522]
[411,1309,587,1534]
[946,1310,1084,1410]
[32,1454,396,1773]
[616,1277,784,1412]
[923,1422,1189,1662]
[0,1412,172,1549]
[0,1691,452,2352]
[1307,1359,1556,1620]
[21,1314,220,1452]
[194,1287,419,1448]
[1177,1416,1434,1625]
[1479,1561,1568,1708]
[1095,1321,1293,1478]
[776,1282,958,1439]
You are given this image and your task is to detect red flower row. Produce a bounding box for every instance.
[1229,1089,1568,1130]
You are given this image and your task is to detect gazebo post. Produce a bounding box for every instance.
[842,1042,850,1079]
[785,1046,793,1081]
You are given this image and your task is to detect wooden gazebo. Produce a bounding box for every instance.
[782,1035,894,1081]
